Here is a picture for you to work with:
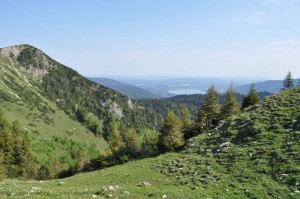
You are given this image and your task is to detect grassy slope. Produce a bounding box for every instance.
[0,51,106,164]
[1,100,106,146]
[1,87,299,198]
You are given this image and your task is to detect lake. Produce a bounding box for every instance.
[169,89,206,95]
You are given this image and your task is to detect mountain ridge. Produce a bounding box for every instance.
[0,44,162,129]
[88,77,160,99]
[236,79,300,94]
[0,44,162,179]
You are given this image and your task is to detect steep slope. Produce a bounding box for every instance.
[2,87,299,198]
[236,79,300,94]
[0,44,161,132]
[0,44,162,178]
[88,77,160,99]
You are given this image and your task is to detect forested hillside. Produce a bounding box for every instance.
[0,44,162,179]
[139,91,271,120]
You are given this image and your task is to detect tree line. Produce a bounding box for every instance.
[87,82,261,170]
[158,70,300,152]
[0,109,33,180]
[157,82,261,151]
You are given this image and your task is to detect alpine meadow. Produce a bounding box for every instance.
[1,1,300,198]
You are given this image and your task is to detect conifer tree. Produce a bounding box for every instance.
[0,149,6,180]
[76,149,89,172]
[194,109,207,134]
[12,121,22,165]
[48,156,61,179]
[108,128,124,154]
[125,128,140,158]
[158,112,184,152]
[140,130,158,157]
[283,70,294,90]
[221,83,240,119]
[180,107,193,139]
[0,109,6,129]
[12,121,21,136]
[201,85,221,128]
[241,83,260,110]
[19,137,34,177]
[3,129,15,165]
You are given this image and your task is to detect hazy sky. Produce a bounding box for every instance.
[1,0,300,80]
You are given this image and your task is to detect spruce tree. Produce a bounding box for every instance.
[125,128,140,158]
[19,137,33,178]
[76,149,89,173]
[0,149,6,180]
[221,83,240,119]
[3,129,15,165]
[12,121,22,165]
[12,121,21,136]
[283,70,294,90]
[180,107,193,139]
[140,130,158,157]
[194,109,207,134]
[201,85,221,128]
[158,112,184,152]
[48,156,61,179]
[108,128,124,154]
[241,83,260,110]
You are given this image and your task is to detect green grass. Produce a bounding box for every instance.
[1,151,298,198]
[0,54,107,173]
[0,100,106,150]
[2,86,299,198]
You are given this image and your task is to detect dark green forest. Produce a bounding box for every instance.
[139,91,271,120]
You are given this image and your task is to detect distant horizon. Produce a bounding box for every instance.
[86,75,291,82]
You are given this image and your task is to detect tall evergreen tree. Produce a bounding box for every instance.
[283,70,294,90]
[201,85,220,128]
[0,149,6,180]
[180,107,193,139]
[125,128,140,158]
[158,112,184,152]
[194,109,207,134]
[19,137,34,178]
[12,121,21,136]
[140,130,158,157]
[221,83,240,119]
[108,128,124,154]
[12,121,22,165]
[48,156,61,179]
[3,129,15,165]
[76,149,89,173]
[241,83,260,110]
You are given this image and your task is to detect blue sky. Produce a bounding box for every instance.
[1,0,300,80]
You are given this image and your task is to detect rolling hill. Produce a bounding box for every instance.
[1,83,299,198]
[236,79,300,94]
[88,77,160,99]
